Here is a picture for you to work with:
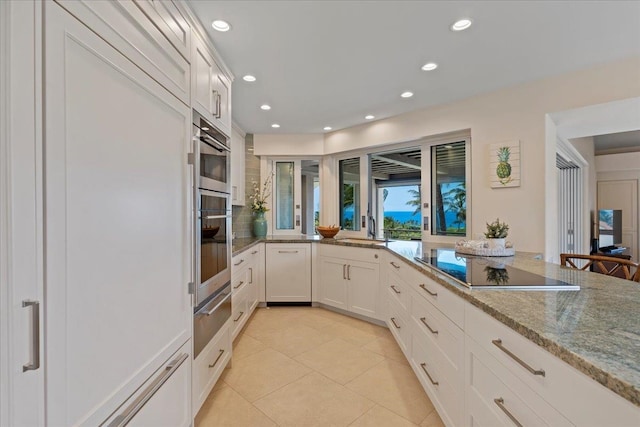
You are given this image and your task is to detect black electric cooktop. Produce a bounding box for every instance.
[415,249,579,291]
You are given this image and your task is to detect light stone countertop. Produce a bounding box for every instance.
[232,236,640,406]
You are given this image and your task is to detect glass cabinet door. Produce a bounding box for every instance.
[275,161,295,230]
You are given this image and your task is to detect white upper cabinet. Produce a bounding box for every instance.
[191,33,232,136]
[44,3,192,424]
[231,125,246,205]
[134,0,192,60]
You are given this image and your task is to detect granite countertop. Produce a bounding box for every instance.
[232,236,640,406]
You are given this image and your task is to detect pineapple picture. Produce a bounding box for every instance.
[496,146,512,185]
[489,141,520,188]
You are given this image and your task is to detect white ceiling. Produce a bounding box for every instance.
[594,130,640,154]
[187,1,640,135]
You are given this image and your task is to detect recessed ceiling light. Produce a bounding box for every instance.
[421,62,438,71]
[451,18,472,31]
[271,123,280,128]
[365,115,375,120]
[260,104,271,110]
[212,20,231,32]
[243,75,256,82]
[401,91,414,98]
[323,126,332,131]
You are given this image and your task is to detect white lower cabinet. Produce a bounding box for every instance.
[386,294,410,356]
[319,256,349,310]
[192,323,231,416]
[231,282,249,340]
[265,243,312,302]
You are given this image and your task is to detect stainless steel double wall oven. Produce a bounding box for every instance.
[192,110,232,358]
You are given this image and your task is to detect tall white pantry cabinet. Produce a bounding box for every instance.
[1,1,232,425]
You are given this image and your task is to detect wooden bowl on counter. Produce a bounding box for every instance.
[316,226,340,239]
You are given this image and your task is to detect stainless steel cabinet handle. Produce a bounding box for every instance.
[22,300,40,372]
[212,89,219,116]
[390,317,401,329]
[278,250,299,253]
[419,284,438,297]
[234,259,244,266]
[208,349,225,368]
[420,363,439,386]
[233,281,244,289]
[343,264,346,280]
[107,352,188,427]
[390,261,400,269]
[494,398,523,427]
[390,285,401,294]
[216,93,222,119]
[249,267,253,284]
[347,264,351,280]
[198,292,231,316]
[492,339,545,377]
[233,311,244,322]
[251,250,258,255]
[419,317,438,335]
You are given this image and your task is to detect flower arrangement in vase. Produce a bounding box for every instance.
[249,172,274,238]
[484,218,509,250]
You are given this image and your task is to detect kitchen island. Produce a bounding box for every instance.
[232,236,640,415]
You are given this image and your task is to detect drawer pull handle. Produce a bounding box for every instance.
[390,261,400,269]
[492,339,545,377]
[419,317,438,335]
[234,259,244,266]
[390,285,401,294]
[390,317,401,329]
[107,353,188,427]
[343,264,347,280]
[251,250,258,254]
[419,284,437,297]
[278,250,299,253]
[209,349,225,368]
[494,398,523,427]
[233,311,245,322]
[233,281,244,289]
[419,363,439,386]
[249,267,253,284]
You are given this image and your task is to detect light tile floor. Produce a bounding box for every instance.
[196,307,445,427]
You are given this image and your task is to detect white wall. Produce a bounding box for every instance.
[254,56,640,253]
[254,133,324,156]
[569,136,597,223]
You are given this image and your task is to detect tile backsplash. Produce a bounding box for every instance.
[232,134,260,238]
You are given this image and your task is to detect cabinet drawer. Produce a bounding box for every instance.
[319,244,381,263]
[387,296,410,357]
[466,303,640,426]
[231,268,249,294]
[193,324,231,416]
[387,268,410,311]
[411,335,462,427]
[231,284,249,340]
[408,269,464,328]
[466,337,573,427]
[410,291,464,382]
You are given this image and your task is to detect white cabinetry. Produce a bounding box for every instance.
[265,243,312,302]
[231,244,264,339]
[318,245,381,319]
[192,33,231,136]
[43,4,192,424]
[465,303,640,427]
[134,0,192,60]
[231,125,246,206]
[192,323,231,416]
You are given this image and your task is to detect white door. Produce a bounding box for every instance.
[1,2,45,425]
[598,179,639,262]
[319,257,348,309]
[44,4,191,425]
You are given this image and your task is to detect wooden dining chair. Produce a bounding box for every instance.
[560,253,640,282]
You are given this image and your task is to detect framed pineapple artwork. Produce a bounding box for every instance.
[489,140,520,188]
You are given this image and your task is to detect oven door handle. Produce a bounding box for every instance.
[199,134,231,153]
[196,291,231,317]
[202,215,232,220]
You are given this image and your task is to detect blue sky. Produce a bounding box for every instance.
[383,186,419,211]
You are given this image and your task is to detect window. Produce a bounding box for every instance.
[431,142,466,236]
[275,161,294,230]
[339,157,360,231]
